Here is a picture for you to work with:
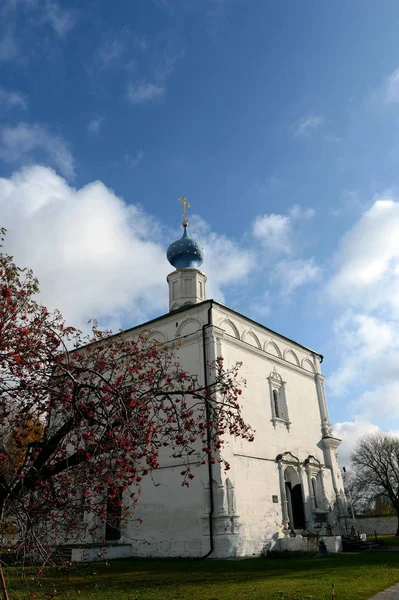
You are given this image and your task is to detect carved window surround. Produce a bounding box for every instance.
[268,367,291,431]
[304,455,328,512]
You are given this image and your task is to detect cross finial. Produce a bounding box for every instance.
[179,195,190,227]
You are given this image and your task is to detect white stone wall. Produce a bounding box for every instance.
[124,464,210,557]
[355,516,398,535]
[209,304,343,555]
[119,303,212,556]
[89,299,345,557]
[228,456,282,555]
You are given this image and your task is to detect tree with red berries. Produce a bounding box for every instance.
[0,228,254,572]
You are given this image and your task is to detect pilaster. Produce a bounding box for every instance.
[278,460,289,529]
[298,464,311,530]
[315,374,333,436]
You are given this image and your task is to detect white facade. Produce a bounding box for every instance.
[66,240,346,559]
[96,295,346,558]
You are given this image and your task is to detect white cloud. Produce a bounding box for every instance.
[333,420,382,465]
[252,213,291,254]
[2,0,38,12]
[0,86,27,109]
[328,312,396,395]
[0,166,256,331]
[288,204,315,220]
[251,207,319,300]
[42,1,77,39]
[87,117,104,135]
[385,68,399,104]
[249,291,271,320]
[203,234,254,302]
[272,257,320,297]
[152,0,170,9]
[262,176,281,190]
[95,31,148,71]
[325,133,341,143]
[327,198,399,315]
[252,204,315,255]
[370,66,399,107]
[97,37,126,68]
[189,215,255,303]
[326,195,399,441]
[153,47,182,82]
[126,82,164,104]
[95,32,148,72]
[294,115,324,137]
[330,189,363,217]
[134,34,148,53]
[123,33,182,105]
[124,150,144,168]
[0,26,18,62]
[352,382,399,423]
[0,166,168,330]
[0,123,74,179]
[1,0,76,53]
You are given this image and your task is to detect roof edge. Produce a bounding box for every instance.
[86,298,321,359]
[211,300,322,359]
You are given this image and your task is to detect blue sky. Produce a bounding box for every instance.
[2,0,399,462]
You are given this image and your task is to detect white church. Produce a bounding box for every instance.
[76,198,347,560]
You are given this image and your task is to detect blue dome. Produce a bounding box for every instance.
[167,226,204,270]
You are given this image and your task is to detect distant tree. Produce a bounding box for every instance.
[351,433,399,535]
[341,468,371,517]
[370,495,395,516]
[0,228,254,590]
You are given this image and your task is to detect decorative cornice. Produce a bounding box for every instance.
[204,325,225,341]
[304,455,322,475]
[174,331,203,345]
[213,302,321,359]
[269,366,283,382]
[304,455,321,467]
[321,436,342,450]
[234,452,327,469]
[276,451,300,464]
[222,334,316,378]
[167,268,206,279]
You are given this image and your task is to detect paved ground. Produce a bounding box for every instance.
[369,582,399,599]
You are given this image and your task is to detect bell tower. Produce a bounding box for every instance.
[166,196,207,312]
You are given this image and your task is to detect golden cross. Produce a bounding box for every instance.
[179,195,190,226]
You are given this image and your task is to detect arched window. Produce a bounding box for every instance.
[268,368,290,430]
[273,389,280,419]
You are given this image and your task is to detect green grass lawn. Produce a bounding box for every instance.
[4,552,399,600]
[378,534,399,548]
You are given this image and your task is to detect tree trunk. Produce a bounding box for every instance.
[396,517,399,537]
[0,561,10,600]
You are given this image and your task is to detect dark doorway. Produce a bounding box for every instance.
[291,484,305,529]
[105,487,122,541]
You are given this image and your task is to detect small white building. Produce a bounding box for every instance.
[77,206,346,560]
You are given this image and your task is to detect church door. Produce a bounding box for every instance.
[291,484,305,529]
[105,487,122,541]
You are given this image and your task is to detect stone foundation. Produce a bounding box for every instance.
[273,534,342,554]
[70,544,132,562]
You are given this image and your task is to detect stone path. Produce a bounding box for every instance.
[369,582,399,599]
